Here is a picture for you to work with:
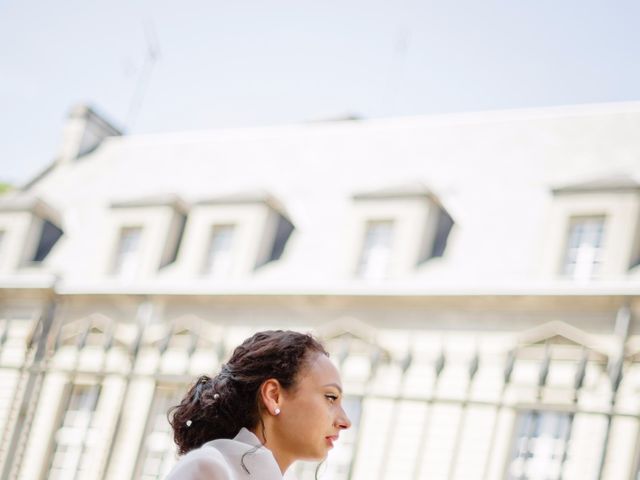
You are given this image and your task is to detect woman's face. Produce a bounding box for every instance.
[271,353,351,465]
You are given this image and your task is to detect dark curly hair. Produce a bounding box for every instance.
[168,330,328,455]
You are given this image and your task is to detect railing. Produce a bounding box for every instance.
[0,303,638,480]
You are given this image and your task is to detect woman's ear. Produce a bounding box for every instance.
[259,379,283,416]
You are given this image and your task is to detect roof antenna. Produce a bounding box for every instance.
[382,25,410,116]
[126,19,161,130]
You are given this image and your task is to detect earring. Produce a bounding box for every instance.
[274,407,281,416]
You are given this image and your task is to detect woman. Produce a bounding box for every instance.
[166,330,351,479]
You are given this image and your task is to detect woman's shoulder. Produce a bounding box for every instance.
[165,445,232,480]
[165,430,284,480]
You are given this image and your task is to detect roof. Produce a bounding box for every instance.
[552,174,640,194]
[0,194,62,225]
[195,190,288,216]
[110,194,188,212]
[15,101,640,289]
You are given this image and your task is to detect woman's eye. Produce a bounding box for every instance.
[325,395,338,403]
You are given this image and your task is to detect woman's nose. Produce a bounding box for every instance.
[336,408,352,429]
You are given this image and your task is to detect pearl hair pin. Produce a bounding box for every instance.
[186,420,192,427]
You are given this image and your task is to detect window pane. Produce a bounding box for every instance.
[507,410,572,480]
[562,216,605,281]
[357,220,394,280]
[48,384,101,480]
[113,227,143,278]
[137,388,181,480]
[203,225,235,277]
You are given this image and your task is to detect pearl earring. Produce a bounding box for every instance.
[274,407,281,415]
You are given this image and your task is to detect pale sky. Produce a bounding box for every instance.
[2,0,639,185]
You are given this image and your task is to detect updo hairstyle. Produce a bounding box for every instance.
[168,330,327,455]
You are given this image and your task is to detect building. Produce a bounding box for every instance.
[0,102,639,480]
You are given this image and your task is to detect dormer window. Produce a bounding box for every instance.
[356,220,394,280]
[178,192,294,279]
[543,175,639,281]
[104,195,188,280]
[112,226,142,278]
[347,184,453,280]
[203,224,235,277]
[562,215,605,281]
[0,196,64,273]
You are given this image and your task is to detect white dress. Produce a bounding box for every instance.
[165,428,285,480]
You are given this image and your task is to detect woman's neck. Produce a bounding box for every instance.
[250,425,293,474]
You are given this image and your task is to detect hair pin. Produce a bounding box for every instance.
[186,420,192,427]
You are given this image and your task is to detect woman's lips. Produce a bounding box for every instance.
[325,435,338,448]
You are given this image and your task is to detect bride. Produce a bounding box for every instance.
[166,330,351,479]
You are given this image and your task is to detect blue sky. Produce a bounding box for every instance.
[2,0,639,184]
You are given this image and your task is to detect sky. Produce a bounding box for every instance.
[1,0,640,185]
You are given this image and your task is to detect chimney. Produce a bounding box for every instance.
[57,104,122,165]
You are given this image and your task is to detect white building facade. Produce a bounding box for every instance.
[1,103,640,480]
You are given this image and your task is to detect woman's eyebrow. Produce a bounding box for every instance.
[322,382,343,394]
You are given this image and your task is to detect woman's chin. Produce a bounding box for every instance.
[301,450,328,462]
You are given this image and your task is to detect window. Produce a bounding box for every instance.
[507,410,572,480]
[136,388,180,480]
[562,216,605,281]
[203,224,235,277]
[112,226,143,278]
[356,220,394,280]
[47,384,101,480]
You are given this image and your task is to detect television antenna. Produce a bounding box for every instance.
[126,19,161,130]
